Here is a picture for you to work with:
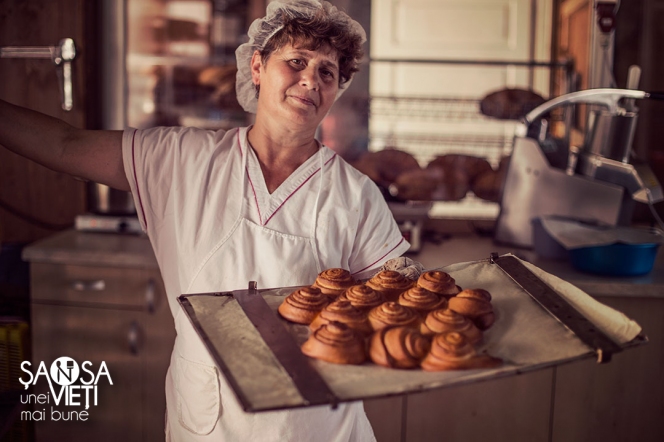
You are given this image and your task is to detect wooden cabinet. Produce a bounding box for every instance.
[551,296,664,442]
[28,262,175,442]
[404,370,553,442]
[365,368,553,442]
[553,0,592,143]
[0,1,100,244]
[613,0,664,161]
[365,294,663,442]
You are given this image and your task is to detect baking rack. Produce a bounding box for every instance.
[367,58,575,217]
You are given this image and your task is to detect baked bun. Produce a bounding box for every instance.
[368,301,421,331]
[310,300,373,336]
[339,284,385,311]
[448,288,495,330]
[369,326,431,369]
[278,286,329,325]
[301,321,366,365]
[366,270,415,302]
[397,286,447,315]
[417,270,461,298]
[420,308,483,344]
[421,331,502,371]
[312,268,357,299]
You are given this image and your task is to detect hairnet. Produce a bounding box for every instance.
[235,0,367,113]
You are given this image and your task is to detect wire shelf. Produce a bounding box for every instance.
[366,58,572,219]
[370,96,492,121]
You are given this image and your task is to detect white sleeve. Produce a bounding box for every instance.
[121,126,226,235]
[348,178,410,277]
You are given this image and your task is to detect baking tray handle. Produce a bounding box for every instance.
[490,253,622,363]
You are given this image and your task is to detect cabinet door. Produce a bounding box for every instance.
[551,297,664,442]
[555,0,592,142]
[30,304,145,442]
[0,1,96,243]
[403,369,553,442]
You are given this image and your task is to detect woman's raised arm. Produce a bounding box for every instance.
[0,98,129,191]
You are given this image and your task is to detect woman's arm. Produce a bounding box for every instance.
[0,99,129,191]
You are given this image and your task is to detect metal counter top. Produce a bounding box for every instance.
[22,229,157,269]
[415,233,664,298]
[20,230,664,297]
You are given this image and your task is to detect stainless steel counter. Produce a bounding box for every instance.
[414,233,664,298]
[22,229,157,269]
[21,229,172,442]
[21,229,664,298]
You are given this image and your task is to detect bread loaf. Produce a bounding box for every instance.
[388,168,446,201]
[471,156,509,202]
[351,149,421,189]
[427,154,493,187]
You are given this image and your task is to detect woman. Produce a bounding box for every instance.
[0,1,409,440]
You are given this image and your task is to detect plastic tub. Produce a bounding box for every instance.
[569,243,660,276]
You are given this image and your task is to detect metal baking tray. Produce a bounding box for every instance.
[178,254,646,413]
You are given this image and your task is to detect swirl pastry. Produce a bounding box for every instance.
[312,268,357,298]
[369,326,431,369]
[301,321,366,365]
[366,270,414,302]
[310,300,373,335]
[421,331,502,371]
[339,284,384,311]
[397,286,447,315]
[448,288,495,330]
[417,271,461,297]
[420,308,482,344]
[368,301,421,331]
[278,286,329,325]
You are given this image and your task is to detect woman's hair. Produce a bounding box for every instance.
[235,0,366,113]
[258,8,364,87]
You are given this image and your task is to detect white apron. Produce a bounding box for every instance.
[165,138,376,441]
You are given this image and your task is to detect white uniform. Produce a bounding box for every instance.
[122,126,409,441]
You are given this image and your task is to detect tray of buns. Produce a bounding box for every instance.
[178,254,645,413]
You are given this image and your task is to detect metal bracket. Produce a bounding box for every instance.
[490,253,622,363]
[233,281,339,407]
[1,38,77,111]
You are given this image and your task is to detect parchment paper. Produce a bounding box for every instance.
[180,255,643,412]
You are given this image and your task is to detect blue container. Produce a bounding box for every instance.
[569,243,660,276]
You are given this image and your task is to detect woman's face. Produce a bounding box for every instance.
[251,42,340,129]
